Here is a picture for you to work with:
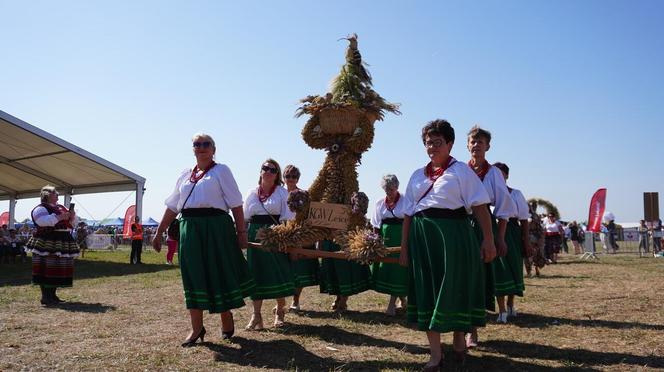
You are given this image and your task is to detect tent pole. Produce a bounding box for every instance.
[8,195,16,229]
[135,182,144,221]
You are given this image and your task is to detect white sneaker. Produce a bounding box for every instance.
[507,306,517,317]
[496,312,508,323]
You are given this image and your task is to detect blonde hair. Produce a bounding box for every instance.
[191,133,216,149]
[40,185,57,203]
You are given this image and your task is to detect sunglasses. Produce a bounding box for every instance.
[424,139,444,148]
[284,174,299,180]
[261,165,278,174]
[193,141,212,149]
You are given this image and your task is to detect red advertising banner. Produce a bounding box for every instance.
[123,205,136,239]
[0,212,9,226]
[587,188,607,232]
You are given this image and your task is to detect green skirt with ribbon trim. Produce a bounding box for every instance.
[179,212,255,313]
[247,222,296,300]
[319,240,371,296]
[407,216,486,333]
[371,222,408,296]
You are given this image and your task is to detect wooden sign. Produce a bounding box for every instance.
[306,202,350,230]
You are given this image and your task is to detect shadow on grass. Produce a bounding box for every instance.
[47,301,117,313]
[480,339,664,369]
[530,274,591,280]
[510,312,664,331]
[204,337,579,371]
[0,260,177,286]
[279,323,428,354]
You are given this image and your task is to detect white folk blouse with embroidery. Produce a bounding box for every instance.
[481,166,517,220]
[509,188,531,220]
[404,161,490,216]
[165,164,243,213]
[243,186,294,222]
[370,194,410,228]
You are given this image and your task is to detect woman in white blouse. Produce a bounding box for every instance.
[24,185,79,305]
[243,159,295,330]
[399,119,496,369]
[153,133,255,347]
[370,174,409,315]
[492,162,532,323]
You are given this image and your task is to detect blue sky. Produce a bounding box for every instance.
[1,0,662,223]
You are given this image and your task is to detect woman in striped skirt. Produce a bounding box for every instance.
[399,119,496,370]
[153,133,255,346]
[370,174,408,316]
[244,159,295,330]
[25,185,79,305]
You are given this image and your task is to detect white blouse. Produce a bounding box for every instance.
[404,161,490,216]
[370,194,410,228]
[165,164,243,213]
[32,205,59,227]
[543,218,563,233]
[480,166,517,220]
[509,188,531,220]
[243,186,294,222]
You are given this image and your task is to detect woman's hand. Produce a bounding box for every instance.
[496,238,508,257]
[57,212,71,221]
[398,243,409,267]
[236,231,248,250]
[152,234,162,253]
[481,238,497,263]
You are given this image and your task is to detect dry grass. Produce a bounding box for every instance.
[1,248,663,371]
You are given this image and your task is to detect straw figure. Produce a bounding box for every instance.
[257,34,400,263]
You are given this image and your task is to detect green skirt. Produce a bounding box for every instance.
[407,216,486,333]
[179,213,255,313]
[471,216,497,312]
[247,222,295,300]
[292,247,320,288]
[504,220,525,294]
[319,240,371,296]
[371,223,408,296]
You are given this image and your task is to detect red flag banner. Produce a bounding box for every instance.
[587,188,607,232]
[0,212,9,226]
[123,205,136,239]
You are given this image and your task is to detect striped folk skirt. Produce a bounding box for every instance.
[371,222,408,296]
[247,221,295,300]
[319,240,371,296]
[25,230,79,288]
[291,247,320,288]
[179,211,255,313]
[407,216,486,333]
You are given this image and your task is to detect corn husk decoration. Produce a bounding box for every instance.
[257,34,400,263]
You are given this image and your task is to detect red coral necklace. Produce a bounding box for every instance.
[189,161,215,183]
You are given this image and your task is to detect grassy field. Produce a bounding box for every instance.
[1,248,663,371]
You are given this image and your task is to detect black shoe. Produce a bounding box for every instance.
[221,313,234,340]
[50,288,63,303]
[181,326,206,347]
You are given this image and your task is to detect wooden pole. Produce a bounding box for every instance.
[246,242,401,264]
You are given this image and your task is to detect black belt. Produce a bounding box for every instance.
[250,215,280,225]
[381,217,404,225]
[413,207,467,219]
[182,208,228,217]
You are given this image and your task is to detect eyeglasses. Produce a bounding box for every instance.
[193,141,212,149]
[261,165,278,174]
[284,174,299,180]
[424,139,444,148]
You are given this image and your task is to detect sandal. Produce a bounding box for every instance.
[245,313,264,331]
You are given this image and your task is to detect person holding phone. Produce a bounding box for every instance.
[24,185,79,305]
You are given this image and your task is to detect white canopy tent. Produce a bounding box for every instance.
[0,110,146,228]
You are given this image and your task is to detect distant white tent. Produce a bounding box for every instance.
[142,217,159,226]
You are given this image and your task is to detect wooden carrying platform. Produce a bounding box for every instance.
[247,243,401,264]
